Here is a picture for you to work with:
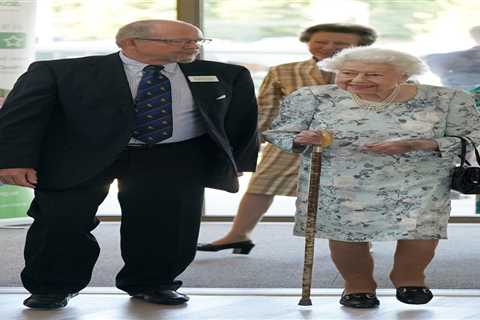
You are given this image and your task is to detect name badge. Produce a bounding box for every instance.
[188,75,219,82]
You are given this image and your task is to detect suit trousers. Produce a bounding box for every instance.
[21,135,213,294]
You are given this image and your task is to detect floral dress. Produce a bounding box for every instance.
[263,84,480,241]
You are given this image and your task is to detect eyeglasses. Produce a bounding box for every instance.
[135,38,212,46]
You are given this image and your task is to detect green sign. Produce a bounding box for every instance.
[0,32,26,49]
[0,184,32,218]
[0,1,21,7]
[476,196,480,215]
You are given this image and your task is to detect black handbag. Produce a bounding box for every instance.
[450,136,480,194]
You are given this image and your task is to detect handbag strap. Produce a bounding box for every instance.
[463,136,480,165]
[449,135,480,167]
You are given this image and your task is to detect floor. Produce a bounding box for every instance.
[2,288,479,320]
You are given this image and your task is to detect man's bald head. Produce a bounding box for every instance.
[116,19,203,65]
[116,20,200,46]
[470,25,480,44]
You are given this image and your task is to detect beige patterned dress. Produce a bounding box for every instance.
[247,58,333,196]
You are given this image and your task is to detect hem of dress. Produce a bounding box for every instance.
[293,231,447,241]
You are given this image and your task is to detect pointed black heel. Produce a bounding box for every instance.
[232,243,255,254]
[197,240,255,254]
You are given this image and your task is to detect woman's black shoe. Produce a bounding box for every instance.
[396,287,433,305]
[340,292,380,308]
[196,240,255,254]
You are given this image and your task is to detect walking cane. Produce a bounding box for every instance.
[298,131,333,306]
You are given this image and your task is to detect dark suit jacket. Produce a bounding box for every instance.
[423,46,480,89]
[0,53,259,192]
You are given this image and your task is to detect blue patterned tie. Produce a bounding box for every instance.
[132,65,173,144]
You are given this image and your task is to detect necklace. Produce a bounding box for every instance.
[351,85,401,112]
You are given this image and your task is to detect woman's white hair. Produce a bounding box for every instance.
[319,47,429,76]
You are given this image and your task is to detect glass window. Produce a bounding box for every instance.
[28,0,480,217]
[202,0,480,217]
[35,1,176,216]
[36,0,176,60]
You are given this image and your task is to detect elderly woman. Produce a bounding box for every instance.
[264,47,480,308]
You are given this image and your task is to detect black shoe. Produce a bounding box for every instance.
[340,292,380,309]
[132,290,189,305]
[196,240,255,254]
[396,286,433,305]
[23,292,78,309]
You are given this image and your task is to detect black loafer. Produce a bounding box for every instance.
[196,240,255,254]
[23,292,78,309]
[396,286,433,304]
[132,289,189,305]
[340,292,380,308]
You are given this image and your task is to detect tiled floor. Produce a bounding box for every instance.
[2,288,479,320]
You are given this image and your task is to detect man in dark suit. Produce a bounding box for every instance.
[0,20,258,308]
[423,25,480,89]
